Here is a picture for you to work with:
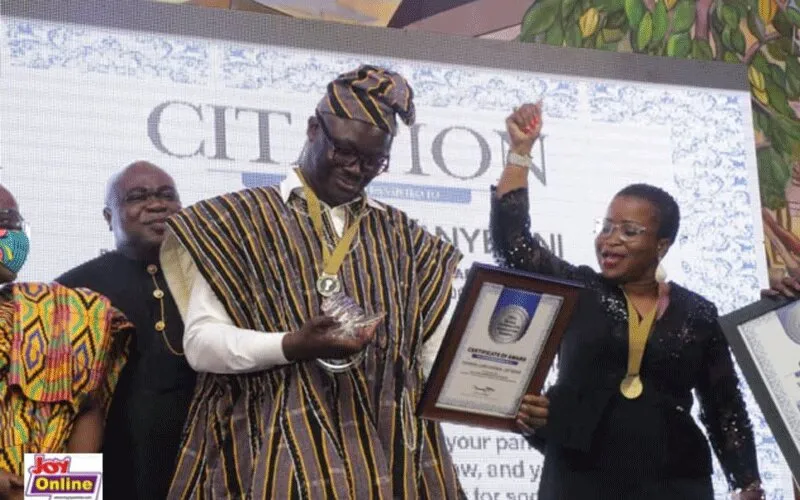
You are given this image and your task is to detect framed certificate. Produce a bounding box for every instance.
[417,263,582,432]
[719,297,800,480]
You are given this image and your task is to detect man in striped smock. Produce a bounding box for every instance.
[160,65,465,499]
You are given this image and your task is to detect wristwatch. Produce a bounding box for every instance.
[506,151,532,169]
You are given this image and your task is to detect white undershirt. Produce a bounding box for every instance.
[161,171,450,377]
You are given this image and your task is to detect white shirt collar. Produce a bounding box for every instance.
[279,168,385,210]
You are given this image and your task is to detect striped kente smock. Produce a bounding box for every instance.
[163,185,465,499]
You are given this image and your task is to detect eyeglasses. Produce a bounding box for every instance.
[122,188,180,205]
[316,112,391,175]
[0,208,29,234]
[595,218,648,241]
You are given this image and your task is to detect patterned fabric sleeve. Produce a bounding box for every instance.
[8,283,131,412]
[410,220,462,342]
[93,306,132,416]
[694,302,760,490]
[0,284,131,475]
[164,190,263,331]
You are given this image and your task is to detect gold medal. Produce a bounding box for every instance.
[297,168,367,298]
[621,292,658,400]
[620,374,643,399]
[316,274,341,297]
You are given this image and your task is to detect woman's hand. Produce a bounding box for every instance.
[736,491,765,500]
[762,272,800,298]
[731,482,765,500]
[515,394,549,435]
[496,102,544,196]
[506,102,543,156]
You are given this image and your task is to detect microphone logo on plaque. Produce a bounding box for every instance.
[488,289,540,344]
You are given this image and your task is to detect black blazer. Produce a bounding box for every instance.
[490,187,760,491]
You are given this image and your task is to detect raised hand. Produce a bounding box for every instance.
[506,102,543,156]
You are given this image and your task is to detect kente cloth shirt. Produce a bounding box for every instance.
[490,187,760,500]
[159,171,464,499]
[0,282,130,476]
[168,168,449,378]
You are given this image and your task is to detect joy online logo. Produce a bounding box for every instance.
[26,455,101,499]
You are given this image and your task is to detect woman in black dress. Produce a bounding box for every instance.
[493,103,765,500]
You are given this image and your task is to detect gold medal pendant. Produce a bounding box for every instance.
[296,169,366,299]
[295,168,380,374]
[620,374,643,399]
[316,274,341,297]
[621,292,658,400]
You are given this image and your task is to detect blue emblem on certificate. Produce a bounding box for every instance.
[433,281,565,418]
[417,264,583,430]
[488,288,542,344]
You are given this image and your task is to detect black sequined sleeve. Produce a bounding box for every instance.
[490,187,581,280]
[695,305,760,490]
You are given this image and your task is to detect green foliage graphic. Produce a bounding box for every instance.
[519,0,800,211]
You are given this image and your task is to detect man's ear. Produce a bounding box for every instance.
[307,115,319,142]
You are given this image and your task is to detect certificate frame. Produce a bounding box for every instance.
[718,297,800,480]
[417,263,582,432]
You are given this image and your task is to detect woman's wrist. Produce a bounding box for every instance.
[509,143,534,157]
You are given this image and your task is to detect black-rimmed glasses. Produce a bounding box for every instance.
[316,112,391,175]
[0,208,29,234]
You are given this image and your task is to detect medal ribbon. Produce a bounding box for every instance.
[296,168,367,279]
[621,294,657,399]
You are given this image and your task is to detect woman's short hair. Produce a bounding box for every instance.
[616,183,680,244]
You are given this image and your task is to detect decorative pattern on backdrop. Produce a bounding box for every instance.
[1,18,786,499]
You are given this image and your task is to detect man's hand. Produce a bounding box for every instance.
[0,470,23,500]
[505,102,543,156]
[282,315,375,361]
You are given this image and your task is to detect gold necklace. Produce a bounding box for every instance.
[147,264,184,356]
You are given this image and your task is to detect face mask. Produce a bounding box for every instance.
[0,229,30,274]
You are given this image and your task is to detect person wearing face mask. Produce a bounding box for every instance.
[0,184,130,500]
[56,161,195,500]
[159,66,464,499]
[490,103,765,500]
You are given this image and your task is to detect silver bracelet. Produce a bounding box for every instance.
[506,151,532,169]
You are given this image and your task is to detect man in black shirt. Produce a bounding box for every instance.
[56,161,196,500]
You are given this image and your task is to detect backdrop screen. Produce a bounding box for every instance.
[0,1,792,497]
